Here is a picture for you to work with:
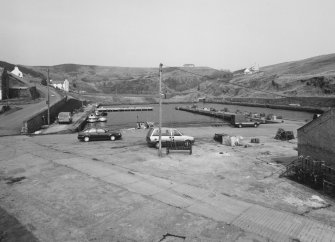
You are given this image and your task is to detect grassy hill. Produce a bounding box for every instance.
[26,64,227,101]
[260,53,335,75]
[222,54,335,98]
[1,53,335,102]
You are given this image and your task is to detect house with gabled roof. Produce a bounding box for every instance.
[11,66,23,78]
[297,108,335,166]
[1,68,39,100]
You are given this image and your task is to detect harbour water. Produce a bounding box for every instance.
[85,103,314,130]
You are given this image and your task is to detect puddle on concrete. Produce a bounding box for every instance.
[4,176,26,185]
[159,233,186,241]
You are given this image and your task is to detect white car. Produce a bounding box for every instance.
[146,127,195,148]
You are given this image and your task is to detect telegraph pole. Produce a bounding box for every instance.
[158,63,163,156]
[47,69,50,125]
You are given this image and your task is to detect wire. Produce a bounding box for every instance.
[163,65,289,98]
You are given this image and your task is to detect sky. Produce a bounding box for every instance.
[1,0,335,70]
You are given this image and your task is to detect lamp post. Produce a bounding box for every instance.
[158,63,163,157]
[47,69,50,125]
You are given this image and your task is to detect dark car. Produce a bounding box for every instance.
[78,128,122,142]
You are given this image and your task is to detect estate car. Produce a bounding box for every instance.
[146,127,195,148]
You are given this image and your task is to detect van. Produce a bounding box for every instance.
[57,112,72,124]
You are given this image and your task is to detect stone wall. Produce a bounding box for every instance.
[22,97,67,133]
[209,98,326,113]
[298,109,335,166]
[210,97,335,108]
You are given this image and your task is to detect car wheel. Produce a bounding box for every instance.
[110,135,116,141]
[84,136,90,142]
[238,124,242,128]
[254,123,258,128]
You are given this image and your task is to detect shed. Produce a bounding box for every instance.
[297,108,335,166]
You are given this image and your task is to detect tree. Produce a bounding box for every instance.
[41,78,47,86]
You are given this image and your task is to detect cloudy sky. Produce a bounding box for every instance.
[1,0,334,70]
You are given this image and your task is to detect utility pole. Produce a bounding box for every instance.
[158,63,163,156]
[47,69,50,125]
[77,73,83,108]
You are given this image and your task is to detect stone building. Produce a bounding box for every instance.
[297,108,335,166]
[1,68,39,100]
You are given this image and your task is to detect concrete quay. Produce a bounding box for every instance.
[1,121,335,241]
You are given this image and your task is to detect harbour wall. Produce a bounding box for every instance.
[207,97,334,113]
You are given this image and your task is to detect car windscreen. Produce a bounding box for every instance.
[58,113,70,118]
[152,128,170,136]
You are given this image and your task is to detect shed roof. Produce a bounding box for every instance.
[297,108,334,132]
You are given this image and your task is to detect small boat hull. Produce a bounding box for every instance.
[98,117,107,122]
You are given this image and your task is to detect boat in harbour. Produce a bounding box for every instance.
[98,116,107,122]
[87,113,98,123]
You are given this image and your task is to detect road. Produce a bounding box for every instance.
[1,122,334,241]
[0,84,62,136]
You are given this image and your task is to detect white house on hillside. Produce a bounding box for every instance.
[244,65,259,75]
[183,64,195,67]
[11,66,23,78]
[50,79,69,92]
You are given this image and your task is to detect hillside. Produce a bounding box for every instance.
[27,64,227,99]
[1,53,335,101]
[260,54,335,75]
[225,54,335,98]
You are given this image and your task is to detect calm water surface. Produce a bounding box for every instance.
[85,103,314,130]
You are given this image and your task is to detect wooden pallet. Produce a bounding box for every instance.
[166,141,192,155]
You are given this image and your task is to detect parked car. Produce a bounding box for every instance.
[57,112,72,124]
[146,127,195,148]
[234,121,260,128]
[78,128,122,142]
[231,114,259,128]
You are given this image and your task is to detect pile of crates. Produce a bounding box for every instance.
[323,164,335,195]
[274,128,295,140]
[281,156,335,196]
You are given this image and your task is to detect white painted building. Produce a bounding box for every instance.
[50,79,69,92]
[11,66,23,78]
[244,65,259,75]
[183,64,195,67]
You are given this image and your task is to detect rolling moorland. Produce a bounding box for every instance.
[1,53,335,103]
